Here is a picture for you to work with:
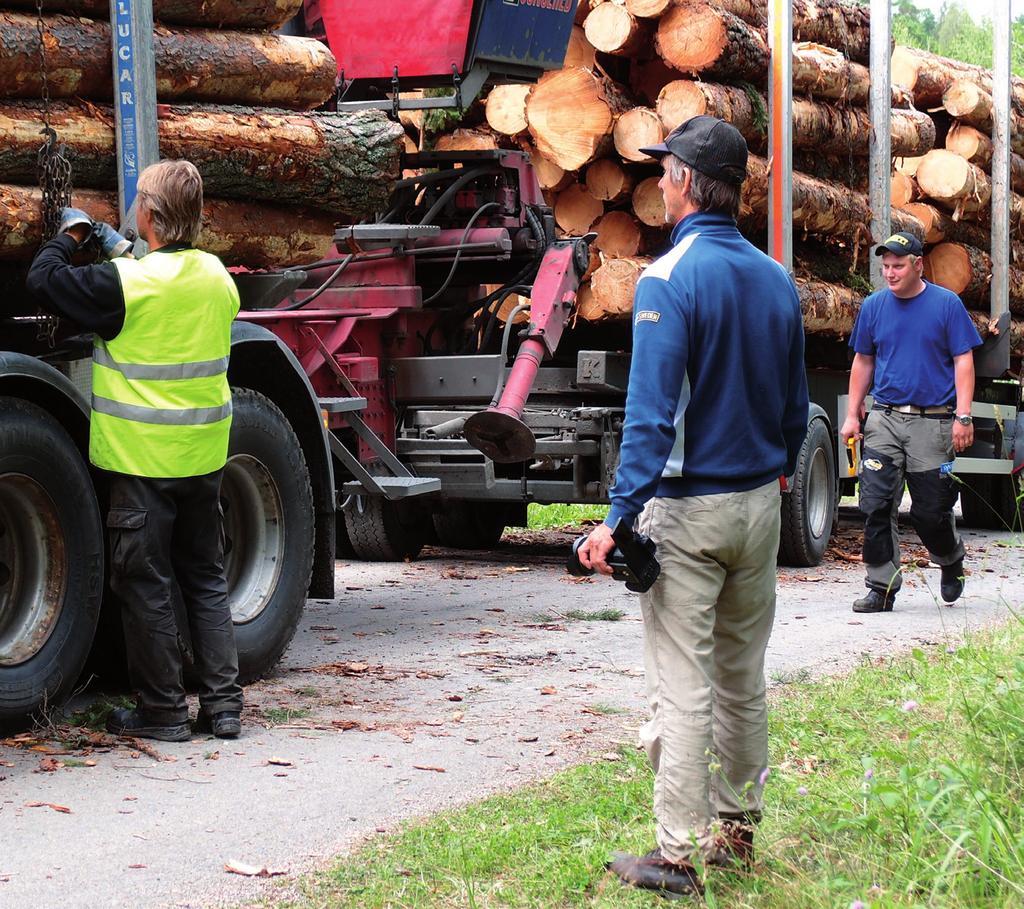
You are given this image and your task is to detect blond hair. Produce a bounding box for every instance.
[136,160,203,245]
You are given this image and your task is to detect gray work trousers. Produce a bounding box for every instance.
[636,481,780,863]
[858,409,964,594]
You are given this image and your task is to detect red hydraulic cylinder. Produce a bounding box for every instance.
[464,240,584,463]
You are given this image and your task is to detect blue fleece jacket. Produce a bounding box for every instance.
[605,211,810,530]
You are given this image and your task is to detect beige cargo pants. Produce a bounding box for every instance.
[636,480,780,863]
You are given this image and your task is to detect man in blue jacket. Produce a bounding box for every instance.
[578,116,809,897]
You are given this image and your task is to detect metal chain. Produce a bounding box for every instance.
[35,0,73,346]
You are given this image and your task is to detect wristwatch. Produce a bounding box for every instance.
[956,414,973,426]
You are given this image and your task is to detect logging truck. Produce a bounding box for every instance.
[1,0,1021,723]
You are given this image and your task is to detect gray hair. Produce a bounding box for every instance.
[136,159,204,245]
[665,156,742,220]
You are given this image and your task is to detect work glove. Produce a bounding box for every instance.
[58,207,94,238]
[92,221,134,259]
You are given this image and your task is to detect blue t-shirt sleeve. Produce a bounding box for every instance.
[605,275,691,530]
[849,296,875,355]
[945,294,984,356]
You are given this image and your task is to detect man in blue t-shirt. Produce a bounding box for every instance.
[840,231,982,613]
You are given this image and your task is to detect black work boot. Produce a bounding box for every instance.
[852,589,896,613]
[105,707,190,742]
[194,709,242,739]
[717,811,760,869]
[607,848,703,898]
[940,560,965,603]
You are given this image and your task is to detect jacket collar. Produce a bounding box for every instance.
[670,211,738,246]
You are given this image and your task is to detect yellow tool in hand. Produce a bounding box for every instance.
[845,438,859,477]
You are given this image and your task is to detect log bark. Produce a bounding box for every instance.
[0,101,404,218]
[794,277,860,339]
[484,85,531,137]
[583,256,651,321]
[526,67,632,172]
[554,183,604,234]
[632,176,666,227]
[585,158,635,202]
[0,183,333,267]
[592,211,642,257]
[892,45,1024,111]
[791,152,867,191]
[4,0,302,29]
[655,79,933,157]
[924,242,1024,314]
[914,148,991,216]
[613,107,664,162]
[792,42,870,105]
[656,2,769,82]
[584,2,653,57]
[742,155,924,245]
[0,12,337,110]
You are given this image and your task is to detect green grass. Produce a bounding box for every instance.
[564,609,625,622]
[261,706,311,726]
[255,619,1024,909]
[527,503,608,530]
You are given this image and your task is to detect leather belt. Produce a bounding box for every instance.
[873,403,953,416]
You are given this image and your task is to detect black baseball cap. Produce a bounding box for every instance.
[638,115,748,185]
[874,231,924,257]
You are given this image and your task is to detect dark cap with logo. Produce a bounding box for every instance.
[874,232,924,257]
[638,115,748,185]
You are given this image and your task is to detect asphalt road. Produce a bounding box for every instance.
[2,509,1022,909]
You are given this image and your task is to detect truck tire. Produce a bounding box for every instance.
[0,398,103,723]
[223,388,314,682]
[433,502,507,549]
[344,496,426,561]
[959,473,1021,530]
[779,418,837,567]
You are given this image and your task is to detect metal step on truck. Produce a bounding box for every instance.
[2,0,1021,724]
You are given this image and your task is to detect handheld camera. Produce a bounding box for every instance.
[567,518,661,593]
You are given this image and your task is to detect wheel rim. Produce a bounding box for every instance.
[221,455,284,624]
[0,474,67,666]
[806,446,831,540]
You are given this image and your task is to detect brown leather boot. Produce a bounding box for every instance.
[607,848,703,898]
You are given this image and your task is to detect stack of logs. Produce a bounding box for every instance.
[421,0,1024,362]
[0,0,405,269]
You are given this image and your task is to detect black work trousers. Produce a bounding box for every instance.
[107,470,242,724]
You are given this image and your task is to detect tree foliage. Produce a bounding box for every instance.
[882,1,1024,76]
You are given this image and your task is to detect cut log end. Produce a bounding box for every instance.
[613,107,664,162]
[554,183,604,235]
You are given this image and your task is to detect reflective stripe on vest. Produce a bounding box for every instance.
[89,248,239,478]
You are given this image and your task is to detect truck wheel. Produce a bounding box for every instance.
[0,398,103,723]
[223,388,314,682]
[344,496,426,561]
[433,502,507,549]
[779,418,837,567]
[959,473,1021,530]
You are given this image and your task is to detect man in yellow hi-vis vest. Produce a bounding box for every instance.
[28,160,243,742]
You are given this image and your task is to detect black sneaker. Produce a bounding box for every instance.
[852,589,896,613]
[105,707,190,742]
[194,710,242,739]
[940,560,965,603]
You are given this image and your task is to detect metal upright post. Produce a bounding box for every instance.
[868,0,891,289]
[985,0,1012,375]
[109,0,159,243]
[767,0,792,271]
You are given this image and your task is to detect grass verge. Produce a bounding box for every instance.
[256,619,1024,909]
[527,503,608,530]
